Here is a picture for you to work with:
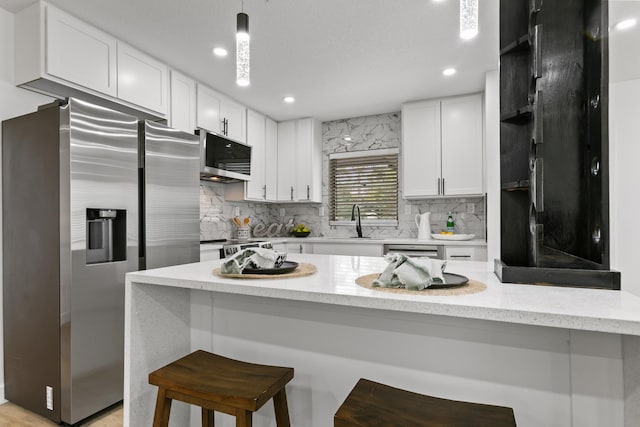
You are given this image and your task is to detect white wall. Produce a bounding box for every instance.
[609,0,640,297]
[610,79,640,296]
[0,6,55,401]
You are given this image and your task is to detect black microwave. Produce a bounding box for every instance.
[198,130,252,182]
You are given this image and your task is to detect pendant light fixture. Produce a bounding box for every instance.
[236,1,250,86]
[460,0,478,40]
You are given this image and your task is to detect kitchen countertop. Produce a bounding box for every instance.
[127,253,640,336]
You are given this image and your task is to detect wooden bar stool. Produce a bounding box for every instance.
[149,350,294,427]
[335,378,516,427]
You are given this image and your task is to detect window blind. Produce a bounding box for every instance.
[329,153,399,221]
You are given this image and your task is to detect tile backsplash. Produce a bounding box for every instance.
[200,111,485,241]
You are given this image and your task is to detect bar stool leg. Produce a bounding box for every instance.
[273,389,291,427]
[235,409,252,427]
[152,387,172,427]
[202,407,215,427]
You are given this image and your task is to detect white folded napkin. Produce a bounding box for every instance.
[372,253,447,290]
[220,247,283,274]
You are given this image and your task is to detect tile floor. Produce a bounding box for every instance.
[0,402,122,426]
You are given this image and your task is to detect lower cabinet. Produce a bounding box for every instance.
[445,246,487,262]
[284,242,313,254]
[312,243,383,257]
[273,241,485,260]
[200,248,221,261]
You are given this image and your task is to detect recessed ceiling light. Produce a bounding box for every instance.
[283,96,295,103]
[212,47,228,57]
[614,18,637,31]
[443,68,457,76]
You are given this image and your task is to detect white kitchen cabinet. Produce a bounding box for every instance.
[402,94,483,198]
[196,84,221,134]
[265,118,278,200]
[196,84,246,143]
[169,70,196,134]
[220,97,247,143]
[276,121,296,201]
[312,243,383,257]
[284,242,312,254]
[271,242,286,253]
[445,246,487,262]
[245,109,267,200]
[200,247,221,261]
[14,1,169,119]
[15,1,117,97]
[440,95,484,195]
[276,118,322,202]
[117,42,168,115]
[402,100,441,197]
[224,113,279,202]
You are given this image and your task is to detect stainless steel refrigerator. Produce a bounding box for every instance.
[2,98,199,424]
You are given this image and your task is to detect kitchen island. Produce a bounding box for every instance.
[125,254,640,427]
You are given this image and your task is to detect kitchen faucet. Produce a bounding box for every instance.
[351,204,363,238]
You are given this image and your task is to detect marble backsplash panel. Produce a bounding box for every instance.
[200,111,486,241]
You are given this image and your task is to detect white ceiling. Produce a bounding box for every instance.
[0,0,500,121]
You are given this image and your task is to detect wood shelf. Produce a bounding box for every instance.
[500,105,533,124]
[500,34,531,56]
[501,180,530,191]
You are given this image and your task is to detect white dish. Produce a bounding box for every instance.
[431,233,476,241]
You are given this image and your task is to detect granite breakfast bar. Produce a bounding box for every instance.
[124,254,640,427]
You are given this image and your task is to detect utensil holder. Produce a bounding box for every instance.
[235,226,249,241]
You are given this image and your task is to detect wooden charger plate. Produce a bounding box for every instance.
[213,262,317,279]
[355,273,486,296]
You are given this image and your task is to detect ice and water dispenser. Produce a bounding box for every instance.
[86,208,127,264]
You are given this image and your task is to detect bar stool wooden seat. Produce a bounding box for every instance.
[149,350,294,427]
[335,378,516,427]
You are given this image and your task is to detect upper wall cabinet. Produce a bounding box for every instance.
[224,113,278,203]
[169,70,196,134]
[15,1,117,97]
[196,84,246,143]
[402,93,484,198]
[245,109,267,200]
[276,118,322,203]
[265,118,278,201]
[14,1,167,119]
[116,42,168,115]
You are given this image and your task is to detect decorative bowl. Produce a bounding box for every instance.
[292,231,311,238]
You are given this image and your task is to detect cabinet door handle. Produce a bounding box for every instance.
[290,186,294,201]
[221,118,228,135]
[437,178,441,195]
[442,178,445,195]
[450,255,471,258]
[263,185,267,199]
[307,185,310,200]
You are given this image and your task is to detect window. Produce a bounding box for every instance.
[329,148,399,225]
